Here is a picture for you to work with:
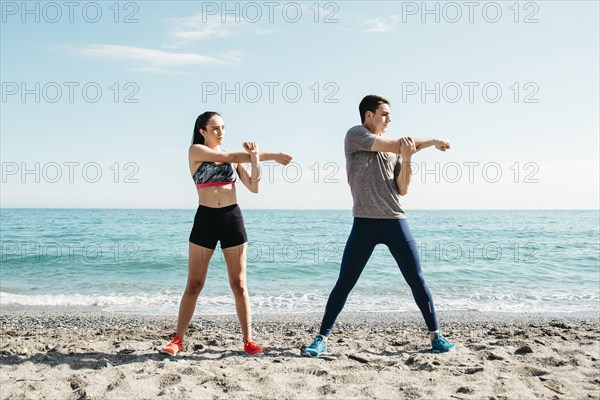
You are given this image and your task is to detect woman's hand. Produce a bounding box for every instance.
[435,139,451,152]
[273,152,292,165]
[243,141,259,155]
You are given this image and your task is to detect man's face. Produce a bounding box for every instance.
[368,103,391,134]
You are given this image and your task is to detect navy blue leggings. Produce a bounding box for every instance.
[319,218,439,336]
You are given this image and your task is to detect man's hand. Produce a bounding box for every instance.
[435,140,450,152]
[400,137,416,158]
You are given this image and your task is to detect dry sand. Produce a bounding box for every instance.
[1,309,598,399]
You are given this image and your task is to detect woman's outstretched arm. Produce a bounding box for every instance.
[189,144,292,165]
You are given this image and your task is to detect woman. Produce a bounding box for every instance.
[161,111,292,356]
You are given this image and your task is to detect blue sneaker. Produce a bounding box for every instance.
[303,335,328,357]
[431,333,455,353]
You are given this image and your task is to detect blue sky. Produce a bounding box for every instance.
[1,1,598,209]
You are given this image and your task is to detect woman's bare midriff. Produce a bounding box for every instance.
[197,184,238,208]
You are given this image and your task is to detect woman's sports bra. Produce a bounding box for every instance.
[193,162,236,189]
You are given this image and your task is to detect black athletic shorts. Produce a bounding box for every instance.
[189,204,248,249]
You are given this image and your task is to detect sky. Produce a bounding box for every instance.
[1,0,599,209]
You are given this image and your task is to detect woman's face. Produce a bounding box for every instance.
[201,115,225,147]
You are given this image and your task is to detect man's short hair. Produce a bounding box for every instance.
[359,95,390,124]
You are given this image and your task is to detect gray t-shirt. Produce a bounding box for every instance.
[344,125,406,219]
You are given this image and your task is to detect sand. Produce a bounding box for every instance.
[1,308,598,400]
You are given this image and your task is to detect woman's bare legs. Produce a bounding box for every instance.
[223,243,253,341]
[175,242,214,338]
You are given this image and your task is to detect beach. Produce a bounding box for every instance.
[1,308,598,400]
[2,208,598,400]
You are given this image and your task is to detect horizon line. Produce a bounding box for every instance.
[1,207,598,211]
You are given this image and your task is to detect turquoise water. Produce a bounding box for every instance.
[1,209,598,315]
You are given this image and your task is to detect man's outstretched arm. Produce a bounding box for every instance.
[413,138,451,152]
[370,136,401,153]
[369,137,450,154]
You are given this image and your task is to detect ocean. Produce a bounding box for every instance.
[1,209,598,316]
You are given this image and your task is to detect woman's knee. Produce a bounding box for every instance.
[185,280,205,295]
[229,278,247,296]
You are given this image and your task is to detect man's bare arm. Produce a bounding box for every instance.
[413,138,450,152]
[370,136,401,153]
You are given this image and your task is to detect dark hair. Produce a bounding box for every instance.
[359,95,390,124]
[192,111,221,145]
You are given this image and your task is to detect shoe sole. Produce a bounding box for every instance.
[302,350,328,358]
[432,347,456,354]
[159,349,179,357]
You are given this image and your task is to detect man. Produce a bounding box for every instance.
[303,95,455,356]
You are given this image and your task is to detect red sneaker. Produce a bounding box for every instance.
[244,340,264,355]
[160,335,183,356]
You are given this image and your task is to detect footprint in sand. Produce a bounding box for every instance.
[68,374,87,400]
[158,373,182,389]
